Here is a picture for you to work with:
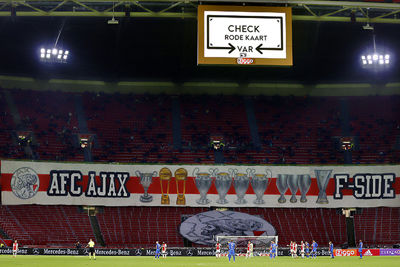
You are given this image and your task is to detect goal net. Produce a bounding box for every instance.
[216,235,278,255]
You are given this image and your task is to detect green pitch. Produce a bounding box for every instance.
[1,255,399,267]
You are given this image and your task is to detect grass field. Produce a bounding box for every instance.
[1,256,399,267]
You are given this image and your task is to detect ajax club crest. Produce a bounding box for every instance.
[11,167,40,199]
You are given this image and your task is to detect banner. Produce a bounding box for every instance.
[333,249,357,256]
[380,249,400,256]
[1,160,399,207]
[0,247,331,256]
[359,249,380,256]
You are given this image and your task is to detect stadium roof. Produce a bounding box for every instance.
[0,0,400,23]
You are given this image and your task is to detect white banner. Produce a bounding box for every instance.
[1,160,399,207]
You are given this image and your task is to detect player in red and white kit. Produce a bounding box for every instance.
[300,241,305,258]
[12,240,18,258]
[290,241,296,258]
[161,242,167,258]
[215,242,221,258]
[246,241,253,259]
[294,242,298,258]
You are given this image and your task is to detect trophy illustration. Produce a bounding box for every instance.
[287,175,299,203]
[194,168,214,205]
[297,175,311,203]
[315,169,333,204]
[136,170,157,203]
[276,174,289,203]
[250,169,272,204]
[159,167,172,205]
[230,168,253,204]
[215,170,232,204]
[175,168,188,205]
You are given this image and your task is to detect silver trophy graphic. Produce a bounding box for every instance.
[215,170,232,204]
[297,175,311,203]
[251,169,272,204]
[276,174,289,203]
[315,169,333,204]
[230,168,253,204]
[193,167,214,205]
[136,170,157,203]
[287,175,299,203]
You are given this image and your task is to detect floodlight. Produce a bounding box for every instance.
[40,48,45,53]
[47,49,51,54]
[362,60,367,65]
[46,53,51,59]
[40,53,45,58]
[65,50,69,55]
[52,48,58,55]
[59,50,63,54]
[63,55,67,60]
[373,54,378,60]
[368,60,372,64]
[385,55,390,60]
[367,55,372,60]
[379,60,384,64]
[361,55,366,60]
[40,46,69,63]
[385,59,389,64]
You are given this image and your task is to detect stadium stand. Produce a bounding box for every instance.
[354,207,400,246]
[11,90,83,162]
[0,205,95,247]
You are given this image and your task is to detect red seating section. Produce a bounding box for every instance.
[1,205,399,247]
[354,207,400,246]
[11,90,83,161]
[253,96,343,164]
[1,90,399,164]
[0,205,95,246]
[82,93,173,163]
[349,96,400,164]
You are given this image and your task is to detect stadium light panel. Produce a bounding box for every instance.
[40,47,69,63]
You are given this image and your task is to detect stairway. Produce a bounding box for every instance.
[171,96,182,149]
[244,97,261,149]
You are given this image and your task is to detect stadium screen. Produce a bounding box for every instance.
[197,5,293,66]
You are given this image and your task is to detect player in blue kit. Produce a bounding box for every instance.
[155,241,161,259]
[228,240,236,262]
[359,240,363,259]
[305,242,310,258]
[329,241,334,259]
[311,240,318,259]
[269,241,276,259]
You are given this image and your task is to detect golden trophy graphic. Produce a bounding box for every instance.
[175,168,188,205]
[159,167,172,205]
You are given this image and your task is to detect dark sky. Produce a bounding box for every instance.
[0,16,399,83]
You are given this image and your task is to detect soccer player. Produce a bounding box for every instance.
[12,240,18,258]
[300,241,305,258]
[358,240,363,259]
[227,240,236,262]
[329,241,334,259]
[305,241,310,258]
[161,242,167,258]
[155,241,161,259]
[246,241,253,259]
[290,241,295,258]
[215,241,221,258]
[86,239,95,260]
[294,241,298,258]
[269,241,276,259]
[311,240,318,259]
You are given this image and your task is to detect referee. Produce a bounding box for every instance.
[86,239,96,260]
